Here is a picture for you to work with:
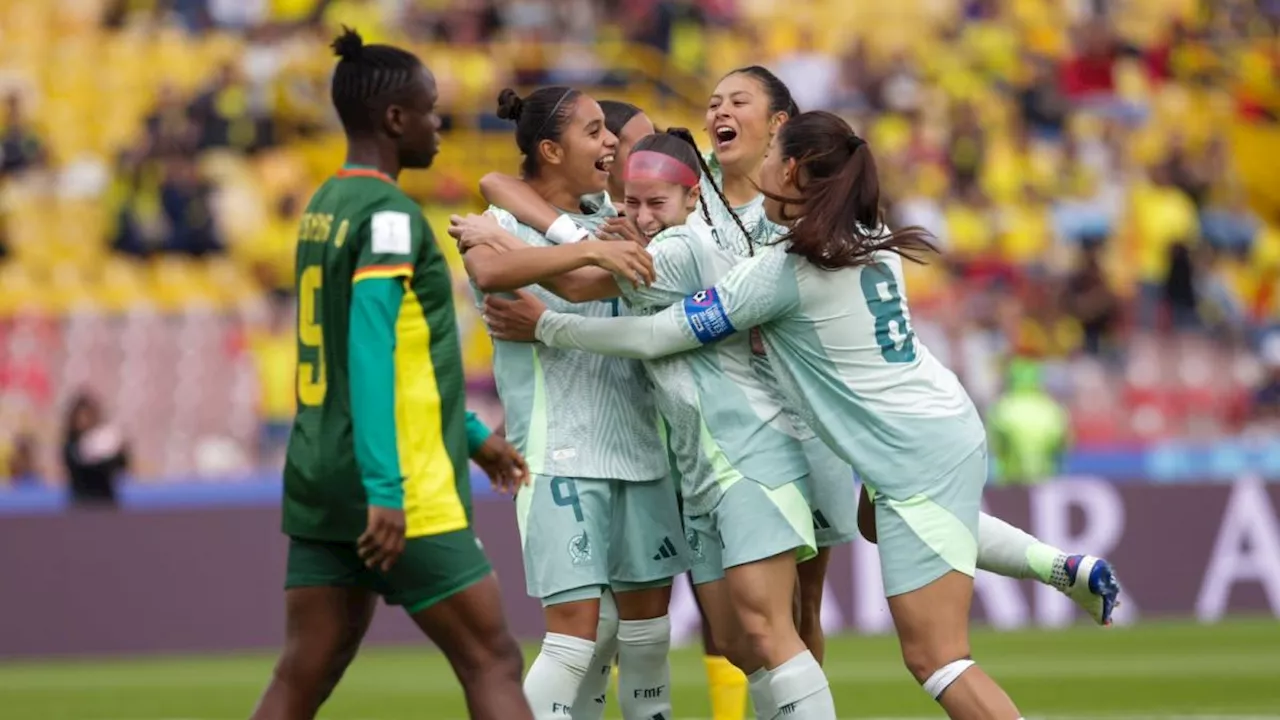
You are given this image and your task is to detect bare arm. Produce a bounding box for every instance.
[463,242,649,295]
[479,173,562,234]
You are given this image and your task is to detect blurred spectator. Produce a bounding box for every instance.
[875,51,924,114]
[241,191,303,294]
[1018,54,1069,140]
[0,432,38,486]
[1132,164,1200,331]
[144,84,198,156]
[0,94,47,178]
[988,358,1070,484]
[773,27,840,112]
[1246,335,1280,436]
[189,63,273,153]
[247,295,296,467]
[169,158,224,256]
[1201,187,1260,252]
[63,392,129,508]
[1060,21,1121,100]
[1062,243,1120,356]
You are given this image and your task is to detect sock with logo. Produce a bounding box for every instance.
[617,615,672,720]
[748,667,776,720]
[571,591,619,720]
[525,632,596,720]
[977,513,1068,587]
[705,655,749,720]
[768,650,836,719]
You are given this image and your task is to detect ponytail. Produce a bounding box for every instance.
[761,112,936,270]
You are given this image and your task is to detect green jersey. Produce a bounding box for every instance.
[479,198,667,481]
[687,152,784,259]
[284,165,472,542]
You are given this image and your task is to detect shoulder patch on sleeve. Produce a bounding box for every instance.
[371,211,412,255]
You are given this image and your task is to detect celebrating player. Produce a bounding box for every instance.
[459,128,840,720]
[249,29,532,720]
[486,111,1123,719]
[465,86,688,720]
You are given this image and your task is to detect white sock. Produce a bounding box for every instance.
[977,512,1068,587]
[525,632,596,719]
[617,615,672,720]
[571,592,619,720]
[748,668,776,720]
[768,650,837,719]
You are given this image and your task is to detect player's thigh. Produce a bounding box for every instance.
[796,545,832,605]
[887,570,975,675]
[801,434,860,549]
[609,474,690,586]
[516,474,613,603]
[408,571,524,679]
[872,444,985,599]
[281,538,380,670]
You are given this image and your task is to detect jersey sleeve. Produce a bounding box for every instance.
[535,247,798,360]
[348,277,407,508]
[465,410,492,455]
[618,228,703,310]
[352,207,424,284]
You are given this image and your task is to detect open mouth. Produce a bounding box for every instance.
[714,126,738,147]
[594,154,615,172]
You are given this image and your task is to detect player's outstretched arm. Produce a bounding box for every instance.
[350,276,409,571]
[463,240,652,296]
[465,412,529,495]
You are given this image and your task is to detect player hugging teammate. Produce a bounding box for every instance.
[459,70,1125,720]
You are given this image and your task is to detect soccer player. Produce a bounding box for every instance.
[248,29,532,720]
[484,111,1122,719]
[465,86,688,720]
[460,129,840,720]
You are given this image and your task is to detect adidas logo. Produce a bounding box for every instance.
[652,536,678,561]
[813,510,831,530]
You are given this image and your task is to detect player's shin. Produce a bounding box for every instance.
[766,650,837,720]
[747,667,776,720]
[571,591,619,720]
[976,512,1064,583]
[525,633,596,720]
[616,615,672,720]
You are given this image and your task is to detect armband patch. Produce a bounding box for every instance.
[682,288,736,344]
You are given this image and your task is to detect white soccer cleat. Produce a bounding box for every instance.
[1061,554,1122,626]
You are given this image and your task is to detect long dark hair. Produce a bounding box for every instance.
[599,100,642,139]
[496,86,581,178]
[761,111,935,270]
[725,65,800,119]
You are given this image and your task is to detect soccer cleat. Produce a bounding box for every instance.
[1061,554,1122,626]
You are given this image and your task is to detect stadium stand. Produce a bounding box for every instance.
[0,0,1278,483]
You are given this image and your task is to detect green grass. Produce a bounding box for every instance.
[5,619,1280,719]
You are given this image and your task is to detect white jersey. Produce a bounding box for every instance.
[531,243,985,498]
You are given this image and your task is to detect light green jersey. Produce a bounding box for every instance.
[599,223,808,516]
[532,244,985,500]
[686,153,784,259]
[477,197,667,481]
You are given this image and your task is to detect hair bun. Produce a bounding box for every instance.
[496,88,524,122]
[331,26,364,61]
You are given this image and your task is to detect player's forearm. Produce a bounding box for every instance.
[542,267,622,303]
[479,173,562,234]
[349,278,406,509]
[466,244,604,293]
[535,308,701,360]
[465,410,492,456]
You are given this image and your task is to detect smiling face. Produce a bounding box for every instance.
[611,112,656,190]
[624,177,699,238]
[539,95,619,196]
[705,72,784,177]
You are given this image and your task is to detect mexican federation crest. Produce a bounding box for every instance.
[568,530,592,566]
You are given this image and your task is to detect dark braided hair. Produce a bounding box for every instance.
[599,100,642,139]
[330,27,424,136]
[496,86,581,178]
[664,127,757,256]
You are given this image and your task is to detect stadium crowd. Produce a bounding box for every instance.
[0,0,1278,483]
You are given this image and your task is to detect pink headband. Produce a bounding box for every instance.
[625,150,699,188]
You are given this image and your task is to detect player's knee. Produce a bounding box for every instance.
[900,640,973,687]
[457,629,525,686]
[736,608,786,663]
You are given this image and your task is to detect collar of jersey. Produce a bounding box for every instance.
[337,164,395,184]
